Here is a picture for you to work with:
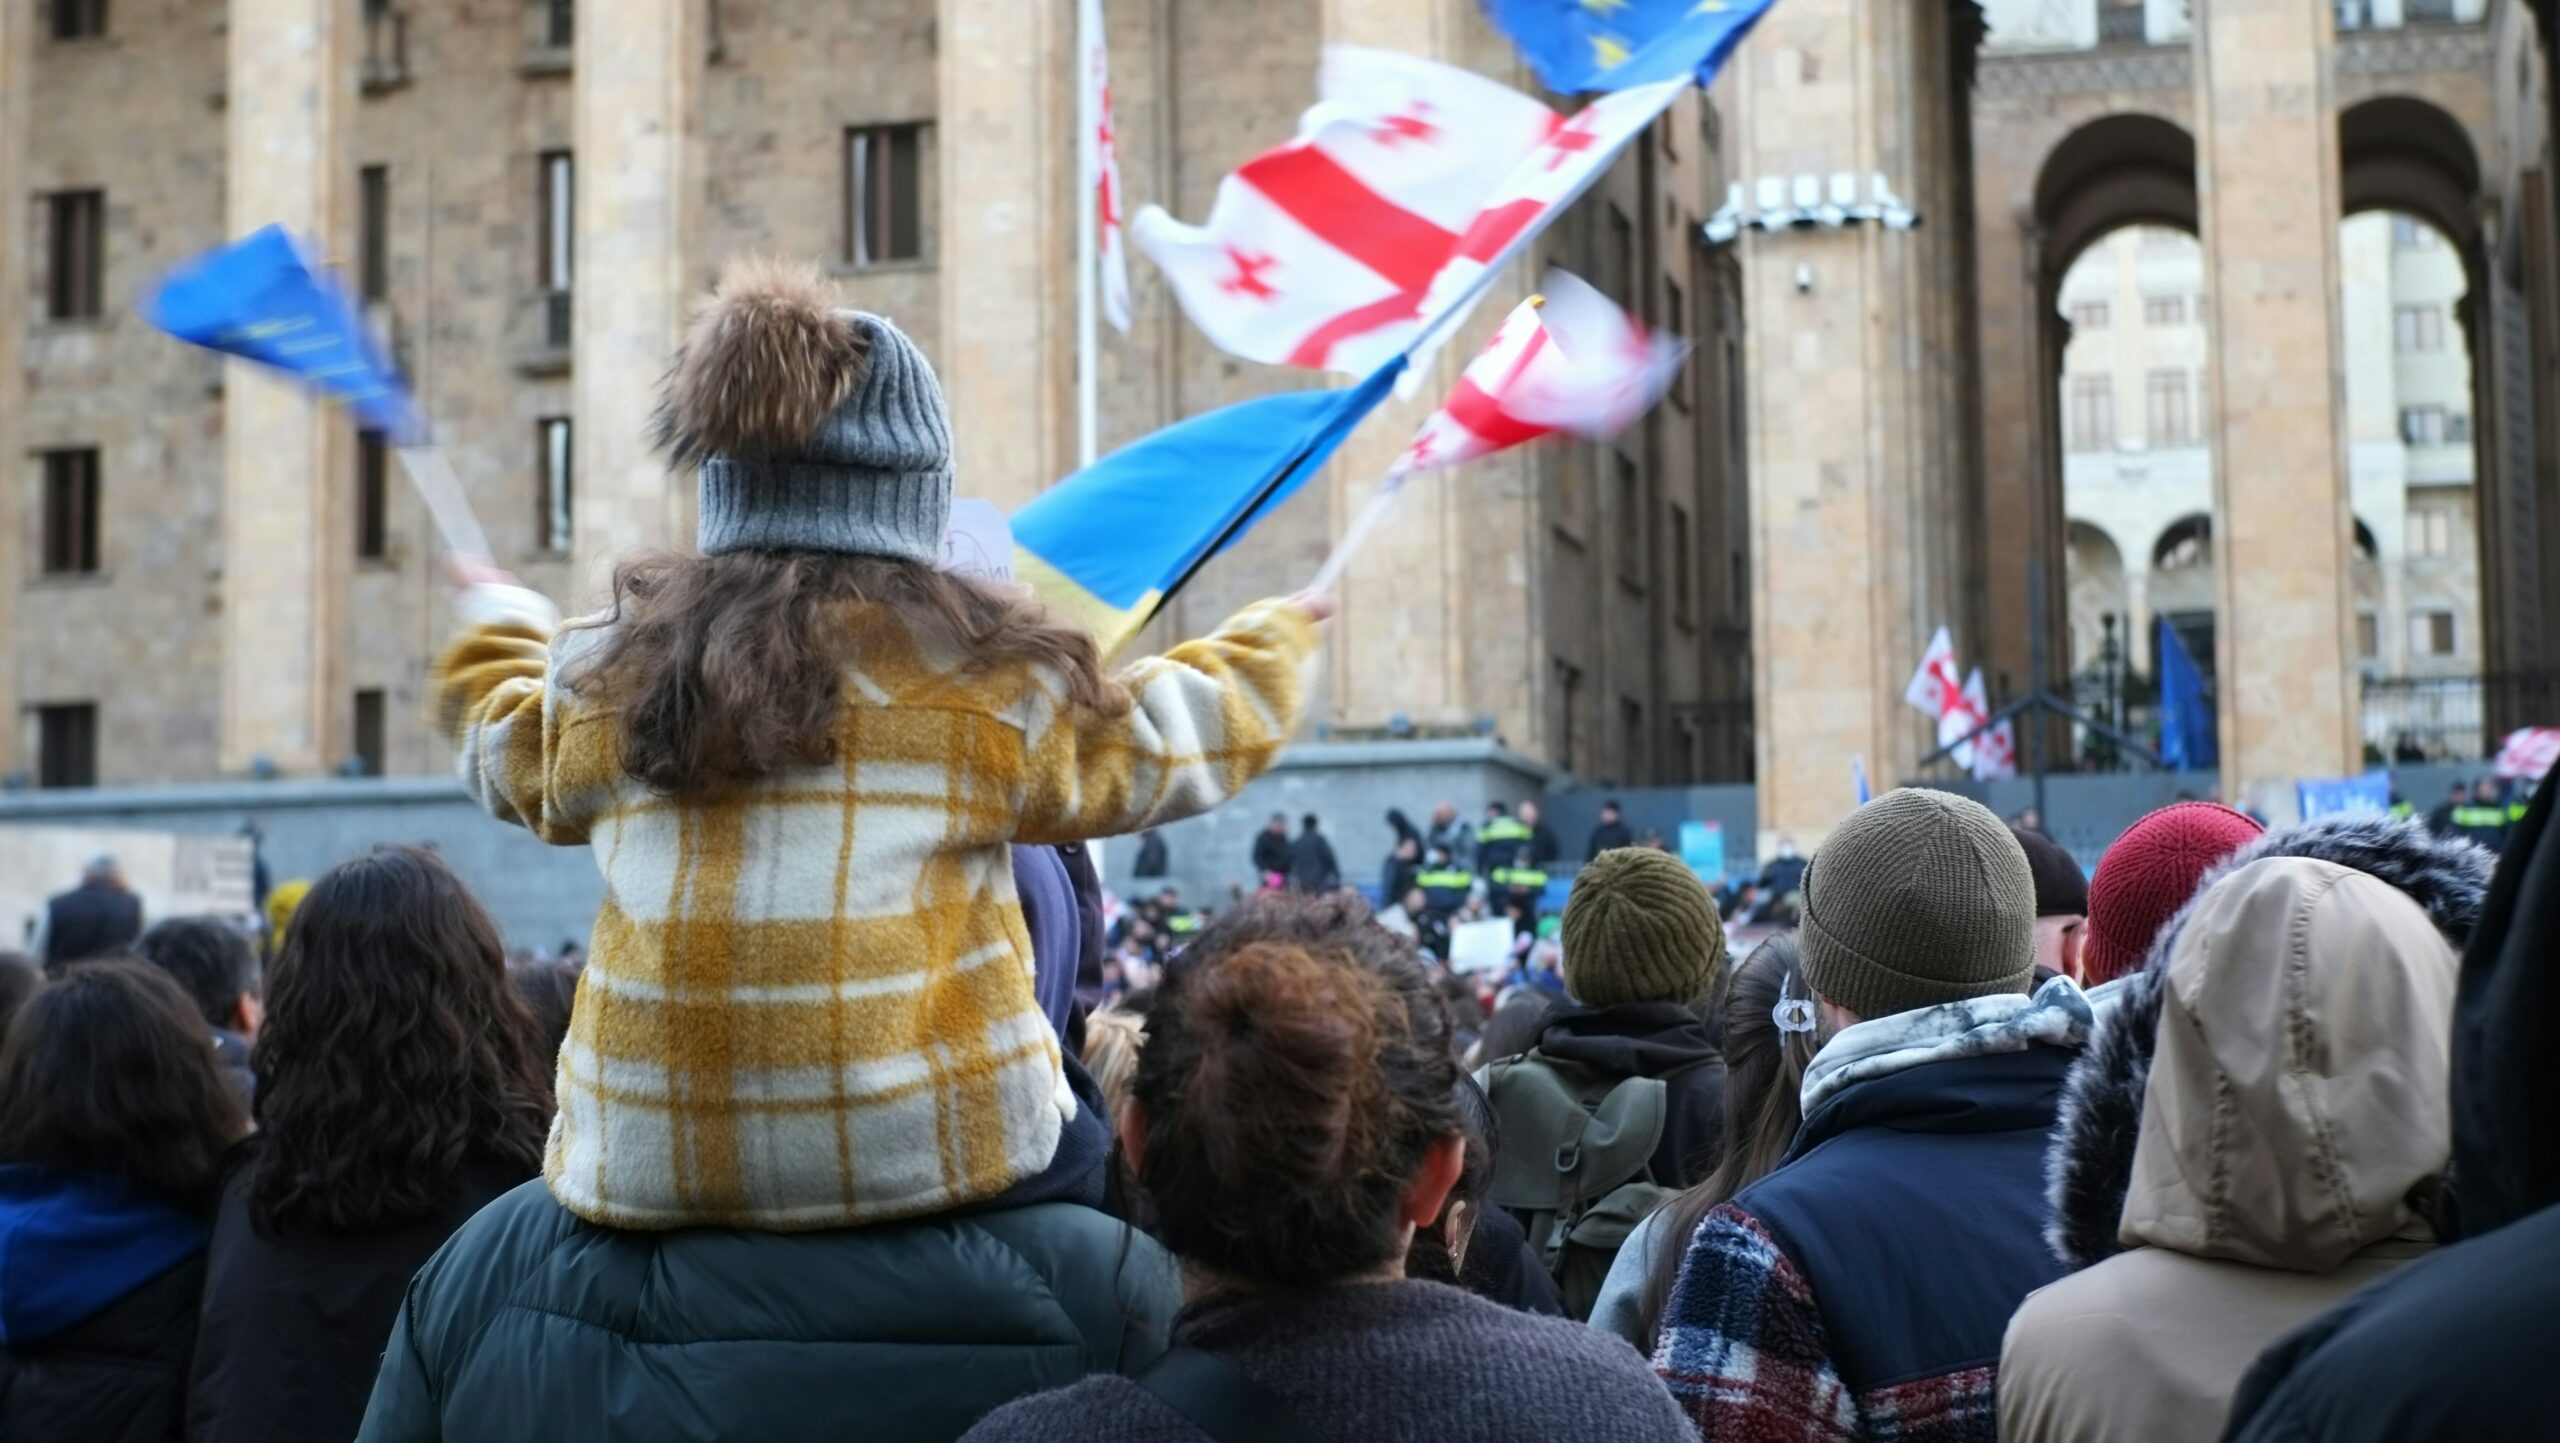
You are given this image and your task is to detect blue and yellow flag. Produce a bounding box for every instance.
[144,225,420,440]
[1484,0,1782,94]
[1014,359,1405,654]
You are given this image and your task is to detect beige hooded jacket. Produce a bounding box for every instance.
[2000,856,2458,1443]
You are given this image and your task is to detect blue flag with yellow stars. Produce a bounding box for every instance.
[1485,0,1780,94]
[144,224,422,440]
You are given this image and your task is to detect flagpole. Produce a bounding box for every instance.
[1074,0,1100,470]
[1309,470,1407,594]
[394,445,492,561]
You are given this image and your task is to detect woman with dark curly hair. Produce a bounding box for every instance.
[961,892,1689,1443]
[188,846,552,1443]
[0,960,248,1443]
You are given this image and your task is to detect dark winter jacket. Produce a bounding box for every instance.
[1656,979,2090,1442]
[1250,829,1292,880]
[2219,773,2559,1443]
[1535,1002,1728,1185]
[2041,814,2492,1271]
[356,1179,1178,1443]
[189,1142,529,1443]
[959,1280,1690,1443]
[0,1165,209,1443]
[1459,1204,1566,1316]
[1287,831,1341,894]
[40,880,143,968]
[1587,821,1636,858]
[1131,832,1169,879]
[1754,853,1807,899]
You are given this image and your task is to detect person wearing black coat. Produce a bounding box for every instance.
[2223,770,2557,1443]
[39,855,144,971]
[1287,814,1341,894]
[1586,801,1636,860]
[1130,830,1169,880]
[0,962,248,1443]
[1249,813,1293,884]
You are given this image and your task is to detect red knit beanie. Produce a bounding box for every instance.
[2080,802,2265,984]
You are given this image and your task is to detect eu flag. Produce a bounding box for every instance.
[1013,359,1405,655]
[1483,0,1783,95]
[2158,616,2219,771]
[144,225,421,440]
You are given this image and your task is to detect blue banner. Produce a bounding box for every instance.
[144,225,420,440]
[1483,0,1783,94]
[2157,616,2218,771]
[1678,820,1726,886]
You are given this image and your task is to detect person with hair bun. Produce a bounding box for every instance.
[962,892,1690,1443]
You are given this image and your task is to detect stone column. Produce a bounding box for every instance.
[2192,0,2360,813]
[1736,0,1973,851]
[570,0,701,593]
[937,0,1071,510]
[222,0,353,776]
[0,0,26,775]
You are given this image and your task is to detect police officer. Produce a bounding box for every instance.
[1414,847,1476,918]
[2454,777,2511,854]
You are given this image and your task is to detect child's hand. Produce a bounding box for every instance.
[1285,589,1338,624]
[443,554,519,592]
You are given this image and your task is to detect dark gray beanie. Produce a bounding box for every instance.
[1798,788,2037,1019]
[696,313,951,560]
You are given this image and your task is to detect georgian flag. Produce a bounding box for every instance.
[1129,49,1561,376]
[1957,670,2020,781]
[2494,726,2559,781]
[1937,665,1988,773]
[1394,269,1685,476]
[1905,627,1962,721]
[1079,0,1132,332]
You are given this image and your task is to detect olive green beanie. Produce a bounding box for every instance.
[1559,848,1729,1009]
[1799,788,2037,1020]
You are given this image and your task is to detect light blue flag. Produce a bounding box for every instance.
[1482,0,1783,94]
[144,225,420,440]
[1013,359,1406,653]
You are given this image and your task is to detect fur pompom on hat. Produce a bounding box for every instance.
[653,257,953,562]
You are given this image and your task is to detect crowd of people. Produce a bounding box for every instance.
[3,255,2552,1443]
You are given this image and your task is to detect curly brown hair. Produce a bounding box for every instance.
[1131,892,1460,1288]
[562,550,1128,795]
[246,846,553,1234]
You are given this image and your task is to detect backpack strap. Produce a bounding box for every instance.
[1134,1346,1343,1443]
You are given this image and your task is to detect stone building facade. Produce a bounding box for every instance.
[0,0,1756,796]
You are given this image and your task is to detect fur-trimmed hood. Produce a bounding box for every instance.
[2043,813,2492,1270]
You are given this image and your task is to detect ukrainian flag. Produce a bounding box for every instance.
[1013,358,1405,654]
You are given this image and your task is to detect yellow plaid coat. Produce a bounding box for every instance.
[434,584,1313,1230]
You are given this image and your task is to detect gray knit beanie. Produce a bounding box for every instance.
[654,257,952,562]
[1798,788,2037,1020]
[1560,848,1728,1009]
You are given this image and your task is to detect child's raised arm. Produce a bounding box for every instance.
[1012,596,1325,845]
[431,578,595,846]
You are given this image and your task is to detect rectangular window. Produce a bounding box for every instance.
[36,703,97,789]
[352,689,387,777]
[1664,277,1690,409]
[537,151,573,347]
[2410,610,2457,657]
[544,0,574,48]
[2448,413,2473,443]
[2145,369,2192,445]
[1621,697,1646,784]
[359,165,391,302]
[537,417,573,552]
[2068,375,2116,451]
[1669,502,1694,623]
[50,0,106,40]
[2401,406,2449,445]
[2394,304,2445,353]
[44,190,105,320]
[845,124,926,266]
[357,429,390,560]
[2356,612,2379,659]
[1616,452,1644,587]
[1606,204,1636,309]
[39,448,101,576]
[2143,295,2185,326]
[2067,300,2108,332]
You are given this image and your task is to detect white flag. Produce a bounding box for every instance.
[1905,627,1960,720]
[1080,0,1132,333]
[1394,270,1686,476]
[1939,666,1988,772]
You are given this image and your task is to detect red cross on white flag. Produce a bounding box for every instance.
[1905,627,1962,721]
[1079,0,1132,333]
[1395,269,1686,477]
[1129,48,1560,375]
